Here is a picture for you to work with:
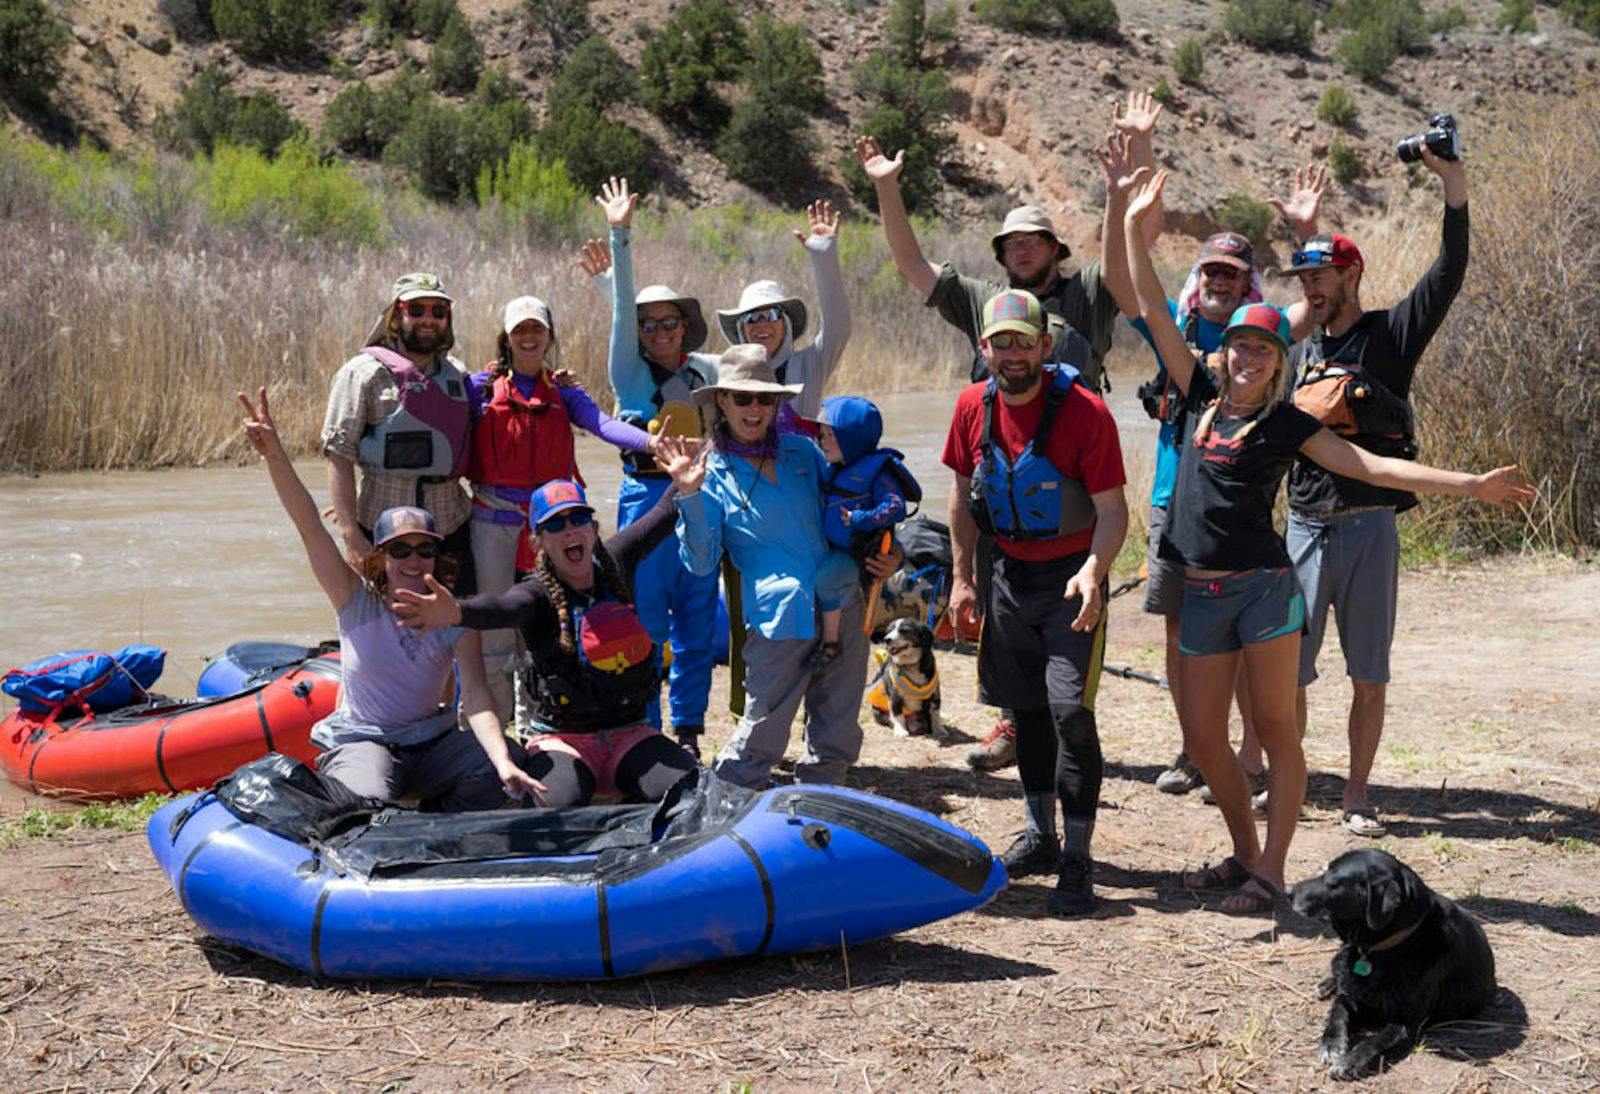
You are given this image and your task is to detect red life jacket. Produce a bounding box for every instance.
[467,369,583,489]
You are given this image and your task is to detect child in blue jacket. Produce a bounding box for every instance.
[812,396,922,666]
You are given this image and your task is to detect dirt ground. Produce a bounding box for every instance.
[2,555,1597,1091]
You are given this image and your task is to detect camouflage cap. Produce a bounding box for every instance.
[392,272,453,303]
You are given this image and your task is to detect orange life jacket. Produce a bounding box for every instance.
[466,369,583,489]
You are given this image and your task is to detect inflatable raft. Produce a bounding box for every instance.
[197,640,339,698]
[3,654,339,799]
[148,756,1006,981]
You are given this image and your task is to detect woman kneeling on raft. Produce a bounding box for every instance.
[393,478,698,806]
[1122,171,1533,914]
[239,389,540,810]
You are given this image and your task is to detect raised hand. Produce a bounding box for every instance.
[595,176,637,229]
[577,237,611,279]
[1125,167,1166,225]
[1095,129,1140,198]
[1113,89,1164,141]
[1417,143,1468,207]
[793,199,840,245]
[656,434,708,495]
[392,573,464,630]
[1472,466,1535,510]
[237,386,285,460]
[1268,163,1330,242]
[853,135,905,184]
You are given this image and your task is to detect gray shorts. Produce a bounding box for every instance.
[1287,508,1400,686]
[1142,504,1185,618]
[1179,567,1306,656]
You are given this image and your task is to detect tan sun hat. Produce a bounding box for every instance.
[691,344,804,408]
[989,205,1071,264]
[716,280,808,344]
[636,284,708,354]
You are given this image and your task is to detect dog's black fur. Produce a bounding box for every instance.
[870,619,942,737]
[1290,849,1497,1081]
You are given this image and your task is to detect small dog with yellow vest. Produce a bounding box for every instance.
[866,619,943,738]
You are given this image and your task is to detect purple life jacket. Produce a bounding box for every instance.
[357,346,472,479]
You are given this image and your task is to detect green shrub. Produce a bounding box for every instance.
[323,81,385,157]
[1172,35,1205,84]
[1151,76,1174,104]
[1498,0,1535,32]
[384,68,533,201]
[411,0,455,37]
[1318,85,1356,127]
[1426,5,1468,33]
[211,0,328,61]
[718,100,816,194]
[741,13,825,113]
[371,65,433,146]
[1223,0,1315,53]
[1215,192,1273,241]
[1564,0,1600,35]
[365,0,454,38]
[430,9,483,94]
[172,65,302,157]
[475,139,586,240]
[1336,21,1399,83]
[841,45,953,213]
[204,137,387,245]
[885,0,956,67]
[0,0,70,108]
[1326,0,1427,54]
[1328,138,1364,183]
[522,0,591,59]
[639,0,747,131]
[973,0,1118,39]
[538,105,648,192]
[547,36,635,117]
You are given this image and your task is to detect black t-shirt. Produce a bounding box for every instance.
[1288,203,1469,513]
[1161,367,1323,571]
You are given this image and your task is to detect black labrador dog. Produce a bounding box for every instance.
[1290,849,1496,1081]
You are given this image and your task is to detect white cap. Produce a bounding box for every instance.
[503,296,553,335]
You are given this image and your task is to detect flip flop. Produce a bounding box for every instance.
[1341,806,1387,838]
[1181,855,1252,892]
[1218,873,1285,916]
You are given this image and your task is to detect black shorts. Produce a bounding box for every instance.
[977,548,1107,712]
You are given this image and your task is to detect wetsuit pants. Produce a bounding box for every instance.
[618,471,719,730]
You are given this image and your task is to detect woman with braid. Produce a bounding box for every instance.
[395,478,696,806]
[1123,168,1532,912]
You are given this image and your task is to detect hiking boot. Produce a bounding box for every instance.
[1155,751,1204,795]
[1049,816,1097,916]
[966,718,1018,772]
[1000,830,1060,879]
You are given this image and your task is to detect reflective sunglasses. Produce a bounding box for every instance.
[987,331,1039,350]
[384,541,439,560]
[537,510,594,534]
[739,306,785,327]
[403,302,450,319]
[639,315,685,334]
[727,391,778,407]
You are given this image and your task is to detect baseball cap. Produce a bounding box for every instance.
[1222,303,1291,352]
[1197,231,1254,270]
[529,479,594,530]
[372,506,443,548]
[1287,233,1364,273]
[504,295,553,335]
[392,272,453,303]
[980,290,1046,340]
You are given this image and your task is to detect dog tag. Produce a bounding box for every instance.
[1352,957,1372,977]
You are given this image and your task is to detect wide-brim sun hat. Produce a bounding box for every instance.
[716,281,808,344]
[989,205,1070,265]
[691,344,804,408]
[636,285,708,354]
[1223,303,1292,353]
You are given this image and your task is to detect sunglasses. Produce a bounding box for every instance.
[726,391,778,407]
[739,306,785,327]
[537,510,593,533]
[639,316,685,334]
[384,541,438,560]
[403,302,450,319]
[1200,263,1244,278]
[987,331,1039,350]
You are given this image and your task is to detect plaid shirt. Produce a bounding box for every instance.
[321,349,472,533]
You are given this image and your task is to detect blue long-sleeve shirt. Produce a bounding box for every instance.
[675,434,832,640]
[605,225,721,419]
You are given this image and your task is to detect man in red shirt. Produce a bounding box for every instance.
[943,290,1129,915]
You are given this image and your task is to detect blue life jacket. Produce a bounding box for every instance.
[821,450,922,550]
[967,366,1097,542]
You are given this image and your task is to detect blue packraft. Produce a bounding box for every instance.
[3,646,166,716]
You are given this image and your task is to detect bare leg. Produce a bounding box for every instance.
[1240,632,1306,893]
[1344,680,1387,812]
[1163,615,1183,713]
[1178,648,1259,869]
[1234,659,1263,774]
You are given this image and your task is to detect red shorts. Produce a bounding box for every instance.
[526,723,659,798]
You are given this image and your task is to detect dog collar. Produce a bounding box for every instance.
[1352,916,1423,975]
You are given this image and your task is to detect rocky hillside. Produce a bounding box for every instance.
[23,0,1600,246]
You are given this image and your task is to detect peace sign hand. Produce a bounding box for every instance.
[236,386,286,461]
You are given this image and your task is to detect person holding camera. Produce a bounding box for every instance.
[1276,121,1469,838]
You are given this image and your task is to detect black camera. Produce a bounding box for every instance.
[1396,114,1460,163]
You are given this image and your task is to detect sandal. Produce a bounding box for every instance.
[1181,855,1251,892]
[1219,873,1285,915]
[1341,806,1387,838]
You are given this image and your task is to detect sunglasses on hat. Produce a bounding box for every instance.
[404,302,450,319]
[385,541,439,561]
[538,510,593,534]
[738,306,785,327]
[988,331,1039,350]
[640,316,685,334]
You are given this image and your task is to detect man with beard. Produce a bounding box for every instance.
[1279,145,1469,837]
[942,291,1128,915]
[323,273,477,594]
